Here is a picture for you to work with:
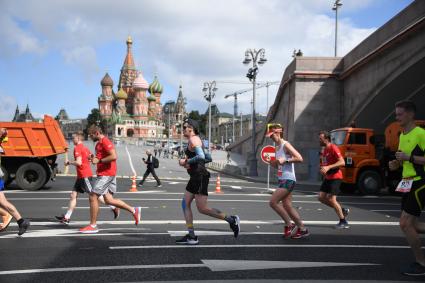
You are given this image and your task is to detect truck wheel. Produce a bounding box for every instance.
[357,170,382,195]
[15,162,47,191]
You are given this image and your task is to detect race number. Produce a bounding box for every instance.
[395,178,413,193]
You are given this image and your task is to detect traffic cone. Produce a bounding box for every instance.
[215,174,223,194]
[129,176,138,192]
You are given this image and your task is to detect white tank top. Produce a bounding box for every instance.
[275,141,296,181]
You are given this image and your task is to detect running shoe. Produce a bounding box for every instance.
[156,184,162,188]
[79,225,98,234]
[112,207,120,220]
[342,207,350,217]
[229,215,240,238]
[55,215,70,225]
[291,228,310,239]
[0,214,13,232]
[335,220,350,229]
[283,223,296,238]
[18,218,30,236]
[175,234,199,245]
[401,262,425,276]
[137,182,143,187]
[133,207,141,225]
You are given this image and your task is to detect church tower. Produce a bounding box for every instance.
[118,36,138,115]
[98,72,114,119]
[148,75,163,120]
[132,72,149,120]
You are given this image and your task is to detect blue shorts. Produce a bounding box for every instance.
[277,179,296,192]
[0,179,4,191]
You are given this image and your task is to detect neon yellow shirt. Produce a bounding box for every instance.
[398,126,425,180]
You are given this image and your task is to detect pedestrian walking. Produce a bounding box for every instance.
[388,100,425,276]
[176,118,240,245]
[138,150,161,187]
[158,147,162,158]
[266,123,309,238]
[79,125,141,234]
[0,127,30,235]
[318,130,350,229]
[55,132,119,224]
[154,148,158,158]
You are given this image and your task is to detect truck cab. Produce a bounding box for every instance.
[331,127,382,194]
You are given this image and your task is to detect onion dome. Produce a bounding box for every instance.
[132,72,149,90]
[147,95,156,102]
[116,88,128,99]
[148,76,163,94]
[101,73,113,87]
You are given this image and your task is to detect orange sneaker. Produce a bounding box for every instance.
[79,225,98,234]
[133,207,141,225]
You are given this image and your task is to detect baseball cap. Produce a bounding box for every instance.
[265,123,283,137]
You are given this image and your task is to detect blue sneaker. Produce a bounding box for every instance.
[402,262,425,276]
[335,220,350,229]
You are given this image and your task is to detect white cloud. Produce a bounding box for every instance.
[1,0,382,115]
[0,94,17,121]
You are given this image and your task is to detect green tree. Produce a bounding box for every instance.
[85,108,107,136]
[188,110,207,137]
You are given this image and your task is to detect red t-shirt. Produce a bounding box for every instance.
[74,143,93,178]
[95,136,116,176]
[321,143,343,180]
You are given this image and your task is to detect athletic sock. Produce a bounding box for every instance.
[17,218,24,225]
[224,215,235,224]
[109,205,116,210]
[65,210,73,219]
[90,224,97,228]
[187,224,195,237]
[132,207,136,214]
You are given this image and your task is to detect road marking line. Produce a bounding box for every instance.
[61,207,150,210]
[109,244,417,250]
[230,186,242,190]
[0,259,379,275]
[4,220,401,227]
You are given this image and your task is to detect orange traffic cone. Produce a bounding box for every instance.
[215,174,223,194]
[129,176,138,192]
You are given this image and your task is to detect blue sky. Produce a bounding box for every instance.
[0,0,413,121]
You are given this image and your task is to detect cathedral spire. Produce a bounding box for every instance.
[123,36,135,69]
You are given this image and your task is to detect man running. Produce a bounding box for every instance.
[318,130,350,229]
[55,132,119,224]
[79,125,141,234]
[138,150,161,187]
[388,100,425,276]
[266,123,309,238]
[0,127,30,235]
[176,118,240,245]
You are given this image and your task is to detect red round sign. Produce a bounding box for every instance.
[261,145,276,164]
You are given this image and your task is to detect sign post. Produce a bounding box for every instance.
[261,145,276,191]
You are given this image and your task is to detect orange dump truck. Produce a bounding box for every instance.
[0,115,68,190]
[330,120,425,195]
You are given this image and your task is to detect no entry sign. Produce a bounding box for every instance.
[261,145,276,164]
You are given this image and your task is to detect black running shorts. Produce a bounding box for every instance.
[186,172,210,196]
[320,179,342,195]
[73,177,93,194]
[402,179,425,217]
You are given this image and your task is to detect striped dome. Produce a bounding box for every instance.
[116,88,128,99]
[147,95,156,102]
[101,73,113,87]
[148,76,163,94]
[133,72,149,90]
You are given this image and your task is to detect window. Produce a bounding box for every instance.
[331,131,346,145]
[348,133,367,145]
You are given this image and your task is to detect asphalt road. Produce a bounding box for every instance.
[1,172,425,282]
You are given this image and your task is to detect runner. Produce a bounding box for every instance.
[318,130,350,229]
[0,127,30,235]
[176,118,240,245]
[79,125,141,234]
[266,123,309,238]
[55,132,119,224]
[388,100,425,276]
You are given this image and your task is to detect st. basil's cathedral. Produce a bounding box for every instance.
[98,36,186,139]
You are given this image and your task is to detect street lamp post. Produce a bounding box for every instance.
[203,81,217,151]
[332,0,342,57]
[243,48,267,176]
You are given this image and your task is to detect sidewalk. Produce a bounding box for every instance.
[208,150,321,187]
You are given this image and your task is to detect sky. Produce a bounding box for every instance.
[0,0,414,121]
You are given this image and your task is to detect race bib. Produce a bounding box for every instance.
[396,178,413,193]
[277,166,282,177]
